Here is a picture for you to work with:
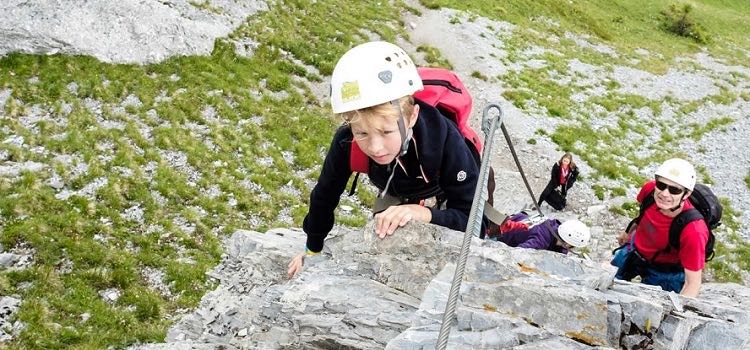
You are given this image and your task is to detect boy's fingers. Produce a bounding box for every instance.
[375,213,384,235]
[286,254,305,277]
[376,207,397,236]
[399,214,411,227]
[386,221,398,235]
[386,213,404,235]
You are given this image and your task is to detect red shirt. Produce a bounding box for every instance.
[559,165,569,185]
[633,180,709,271]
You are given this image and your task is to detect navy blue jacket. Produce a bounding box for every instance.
[303,99,480,252]
[498,217,568,254]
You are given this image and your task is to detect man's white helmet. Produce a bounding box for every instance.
[330,41,423,114]
[655,158,696,191]
[558,220,590,248]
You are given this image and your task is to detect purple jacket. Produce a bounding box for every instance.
[497,217,568,254]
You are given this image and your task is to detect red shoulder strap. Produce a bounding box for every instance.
[350,141,369,173]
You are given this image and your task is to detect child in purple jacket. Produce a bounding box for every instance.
[496,212,590,254]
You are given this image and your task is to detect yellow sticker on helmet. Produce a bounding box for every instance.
[341,81,360,102]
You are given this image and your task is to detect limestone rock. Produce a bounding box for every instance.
[129,222,750,349]
[0,0,268,64]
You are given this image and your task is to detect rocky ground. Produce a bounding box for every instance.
[403,7,750,266]
[128,222,750,349]
[1,0,750,348]
[0,0,268,63]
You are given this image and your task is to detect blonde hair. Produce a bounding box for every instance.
[340,96,415,125]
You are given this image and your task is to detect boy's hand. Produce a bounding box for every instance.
[374,204,431,238]
[287,252,306,278]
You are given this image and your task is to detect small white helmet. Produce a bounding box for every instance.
[558,219,590,248]
[330,41,423,114]
[655,158,696,191]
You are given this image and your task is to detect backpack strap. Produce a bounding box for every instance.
[628,191,711,266]
[625,190,655,234]
[347,141,369,196]
[650,208,704,265]
[668,208,704,251]
[350,142,369,173]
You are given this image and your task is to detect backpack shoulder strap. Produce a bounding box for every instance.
[347,142,369,196]
[668,208,704,251]
[640,190,655,216]
[350,142,369,174]
[626,190,655,233]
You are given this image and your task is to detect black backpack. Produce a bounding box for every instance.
[544,189,567,211]
[626,183,721,262]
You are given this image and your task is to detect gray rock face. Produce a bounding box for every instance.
[129,223,750,349]
[0,297,21,342]
[0,0,268,64]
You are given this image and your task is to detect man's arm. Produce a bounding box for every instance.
[680,268,702,297]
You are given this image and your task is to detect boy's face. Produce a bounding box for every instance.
[350,105,419,165]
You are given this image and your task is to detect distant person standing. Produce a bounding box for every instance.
[537,153,579,210]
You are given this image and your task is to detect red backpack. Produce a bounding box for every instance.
[349,67,483,173]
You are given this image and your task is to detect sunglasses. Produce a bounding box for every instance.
[655,180,685,195]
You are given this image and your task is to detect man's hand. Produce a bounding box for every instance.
[374,204,431,238]
[616,231,630,246]
[287,252,307,278]
[680,268,702,298]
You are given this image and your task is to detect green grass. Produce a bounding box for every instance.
[470,71,489,81]
[707,200,750,283]
[416,45,454,69]
[0,1,399,348]
[684,116,734,141]
[419,0,750,66]
[696,165,714,185]
[188,0,224,14]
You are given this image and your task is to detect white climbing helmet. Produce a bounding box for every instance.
[558,220,590,248]
[330,41,423,114]
[655,158,696,191]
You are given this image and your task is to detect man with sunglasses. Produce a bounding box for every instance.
[612,158,709,297]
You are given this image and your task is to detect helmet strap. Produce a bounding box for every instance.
[391,100,411,156]
[668,193,688,212]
